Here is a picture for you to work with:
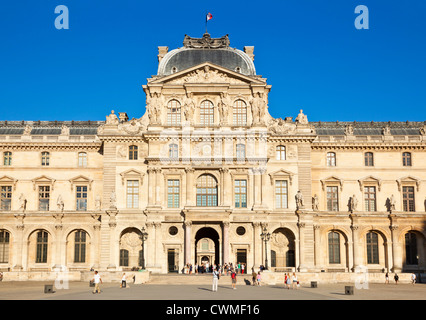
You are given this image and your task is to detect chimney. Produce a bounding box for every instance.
[244,46,255,61]
[158,46,169,63]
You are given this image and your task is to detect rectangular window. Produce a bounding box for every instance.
[234,180,247,208]
[41,152,50,166]
[326,186,339,211]
[36,231,48,263]
[39,186,50,211]
[0,231,10,263]
[3,152,12,166]
[0,186,12,211]
[275,180,288,209]
[126,180,139,208]
[74,231,86,263]
[364,186,376,211]
[167,179,180,208]
[78,152,87,167]
[402,186,415,212]
[76,186,88,211]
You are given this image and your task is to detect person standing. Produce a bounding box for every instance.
[284,273,289,289]
[212,267,219,292]
[385,272,389,284]
[251,268,257,286]
[394,273,399,284]
[92,271,102,294]
[231,269,237,290]
[256,272,262,286]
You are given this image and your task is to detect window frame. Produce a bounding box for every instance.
[41,151,50,166]
[326,186,339,211]
[126,180,139,209]
[366,232,379,264]
[76,185,88,211]
[402,186,415,212]
[328,231,341,264]
[364,152,374,167]
[38,185,50,211]
[364,186,376,212]
[402,152,412,167]
[167,99,181,126]
[326,152,336,167]
[275,180,288,209]
[129,145,138,160]
[234,179,247,208]
[196,174,218,207]
[232,99,247,126]
[74,230,87,263]
[167,179,180,208]
[200,100,214,126]
[3,152,12,166]
[276,145,286,161]
[0,186,12,211]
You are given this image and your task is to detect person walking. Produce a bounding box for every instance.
[385,272,389,284]
[411,273,416,285]
[284,273,289,289]
[92,271,102,294]
[120,273,127,288]
[231,269,237,290]
[292,272,298,290]
[212,267,219,292]
[394,273,399,284]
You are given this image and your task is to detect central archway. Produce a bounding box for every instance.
[195,227,220,270]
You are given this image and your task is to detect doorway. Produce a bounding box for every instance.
[168,249,178,273]
[195,227,220,268]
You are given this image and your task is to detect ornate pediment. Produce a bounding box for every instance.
[0,175,18,190]
[32,175,56,190]
[396,176,421,191]
[183,33,230,49]
[69,175,93,190]
[268,169,295,185]
[119,169,145,185]
[320,176,344,191]
[358,175,382,191]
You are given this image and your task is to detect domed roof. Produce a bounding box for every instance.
[157,34,256,76]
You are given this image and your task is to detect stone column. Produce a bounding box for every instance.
[145,222,155,268]
[13,213,25,271]
[185,168,195,206]
[351,225,360,272]
[253,222,262,268]
[313,225,321,270]
[106,209,118,270]
[147,168,155,206]
[220,168,230,206]
[91,213,101,270]
[154,222,162,268]
[390,225,402,272]
[297,222,306,272]
[155,168,162,206]
[222,222,230,264]
[184,221,192,265]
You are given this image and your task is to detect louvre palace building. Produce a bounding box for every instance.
[0,33,425,282]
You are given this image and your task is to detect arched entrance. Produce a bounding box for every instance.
[195,227,220,271]
[270,228,296,270]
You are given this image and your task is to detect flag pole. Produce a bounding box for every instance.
[205,12,208,34]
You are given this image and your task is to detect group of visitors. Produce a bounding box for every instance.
[283,272,299,289]
[211,265,263,292]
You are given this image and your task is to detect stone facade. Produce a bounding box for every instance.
[0,34,425,280]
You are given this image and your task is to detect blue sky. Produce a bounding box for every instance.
[0,0,425,122]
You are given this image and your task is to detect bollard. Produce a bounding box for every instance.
[44,284,54,293]
[311,281,317,288]
[345,286,354,295]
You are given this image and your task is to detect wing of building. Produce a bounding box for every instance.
[0,33,425,280]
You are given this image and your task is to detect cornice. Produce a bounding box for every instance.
[0,141,102,150]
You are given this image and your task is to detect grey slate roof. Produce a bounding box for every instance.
[0,121,104,135]
[312,121,425,136]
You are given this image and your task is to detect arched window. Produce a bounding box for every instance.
[74,230,87,263]
[236,144,245,160]
[200,100,214,126]
[41,152,50,166]
[120,249,129,267]
[78,152,87,167]
[129,145,138,160]
[169,143,179,159]
[167,99,181,126]
[402,152,412,166]
[276,145,286,160]
[196,174,218,207]
[328,232,340,264]
[364,152,374,166]
[36,231,48,263]
[3,152,12,166]
[0,230,10,263]
[233,100,247,126]
[327,152,336,167]
[366,232,379,264]
[405,232,418,265]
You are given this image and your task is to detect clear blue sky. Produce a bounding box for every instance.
[0,0,425,122]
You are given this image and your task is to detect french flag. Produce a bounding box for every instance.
[206,12,213,22]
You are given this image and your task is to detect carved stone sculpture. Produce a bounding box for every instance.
[349,195,358,212]
[19,194,27,212]
[295,190,304,210]
[106,110,119,125]
[295,109,308,125]
[183,92,195,123]
[57,195,64,212]
[312,194,319,211]
[250,92,265,125]
[218,92,230,124]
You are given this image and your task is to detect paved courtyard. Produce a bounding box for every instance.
[0,280,424,300]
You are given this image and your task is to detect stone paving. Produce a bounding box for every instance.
[0,280,425,300]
